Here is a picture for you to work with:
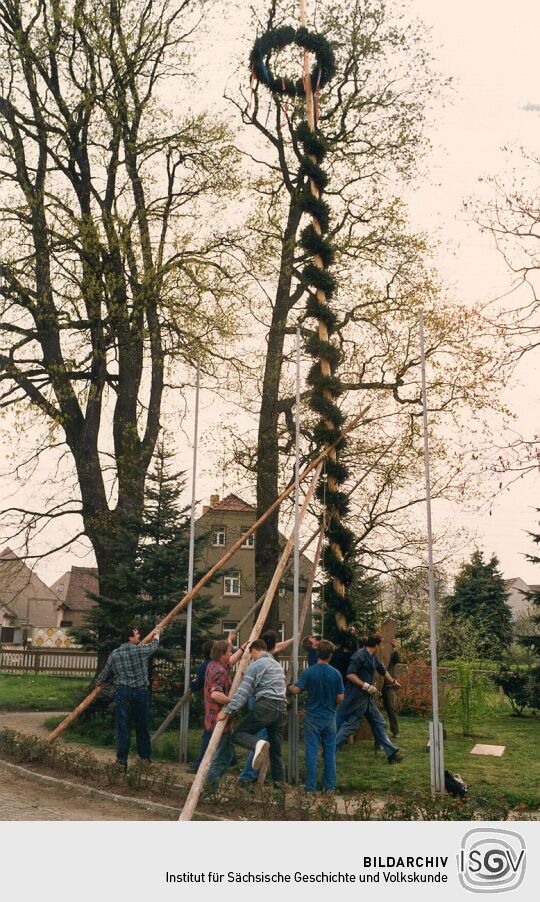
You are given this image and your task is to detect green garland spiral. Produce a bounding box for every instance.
[251,26,357,632]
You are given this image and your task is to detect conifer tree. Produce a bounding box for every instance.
[73,441,223,666]
[442,550,513,657]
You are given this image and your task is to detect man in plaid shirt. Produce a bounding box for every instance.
[203,637,246,790]
[98,625,160,768]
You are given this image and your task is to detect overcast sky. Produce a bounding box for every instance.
[402,0,540,581]
[2,0,540,586]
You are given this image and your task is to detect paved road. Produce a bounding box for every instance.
[0,760,174,820]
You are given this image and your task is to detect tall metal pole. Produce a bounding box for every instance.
[179,360,200,762]
[288,328,301,783]
[419,313,445,794]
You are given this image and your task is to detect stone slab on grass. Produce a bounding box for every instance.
[470,743,506,757]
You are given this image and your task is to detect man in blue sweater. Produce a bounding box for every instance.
[217,638,287,783]
[289,640,344,793]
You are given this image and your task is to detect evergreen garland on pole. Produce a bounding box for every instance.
[250,23,357,631]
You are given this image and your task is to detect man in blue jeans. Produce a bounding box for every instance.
[216,639,288,784]
[238,629,293,785]
[97,625,160,768]
[335,635,402,764]
[288,640,344,793]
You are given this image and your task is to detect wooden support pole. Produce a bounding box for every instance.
[152,689,191,744]
[152,526,325,749]
[47,409,368,744]
[178,463,323,821]
[235,527,322,636]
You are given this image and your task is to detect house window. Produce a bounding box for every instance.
[60,620,73,628]
[223,571,241,596]
[278,622,285,643]
[241,528,254,549]
[0,627,15,643]
[212,526,226,547]
[222,620,239,637]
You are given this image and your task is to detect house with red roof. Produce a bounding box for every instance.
[195,493,314,643]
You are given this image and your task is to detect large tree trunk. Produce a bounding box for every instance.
[256,202,302,631]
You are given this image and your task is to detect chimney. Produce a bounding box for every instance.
[210,494,220,508]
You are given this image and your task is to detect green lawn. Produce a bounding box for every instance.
[0,674,89,711]
[334,706,540,807]
[7,673,539,808]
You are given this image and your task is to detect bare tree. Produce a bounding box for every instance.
[0,1,239,606]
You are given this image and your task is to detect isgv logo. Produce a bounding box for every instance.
[458,829,526,893]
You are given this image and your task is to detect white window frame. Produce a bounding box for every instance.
[223,571,241,596]
[212,525,226,547]
[278,622,285,643]
[241,527,255,549]
[222,620,239,637]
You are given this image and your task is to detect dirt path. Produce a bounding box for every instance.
[0,759,175,820]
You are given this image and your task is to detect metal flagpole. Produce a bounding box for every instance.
[179,360,200,762]
[288,327,301,783]
[419,313,445,794]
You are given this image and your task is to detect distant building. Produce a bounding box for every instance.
[196,493,314,643]
[50,566,99,628]
[504,577,540,618]
[0,547,59,644]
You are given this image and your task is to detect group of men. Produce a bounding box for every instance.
[98,624,402,793]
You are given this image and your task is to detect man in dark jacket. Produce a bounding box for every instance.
[381,638,401,738]
[335,635,402,764]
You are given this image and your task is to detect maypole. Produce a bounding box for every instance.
[250,2,357,633]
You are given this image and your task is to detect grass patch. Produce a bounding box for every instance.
[19,681,540,810]
[335,704,540,808]
[0,674,89,711]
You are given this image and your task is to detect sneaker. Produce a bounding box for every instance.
[392,732,400,739]
[388,751,403,765]
[252,739,270,770]
[115,760,127,771]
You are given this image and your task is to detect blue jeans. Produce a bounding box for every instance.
[304,717,337,792]
[239,727,268,782]
[206,733,234,790]
[115,685,152,764]
[192,728,212,770]
[233,697,287,783]
[335,700,398,758]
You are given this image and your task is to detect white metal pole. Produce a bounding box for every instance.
[288,327,301,783]
[419,313,445,793]
[179,360,200,762]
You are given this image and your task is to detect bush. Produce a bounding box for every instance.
[0,728,179,797]
[448,662,494,736]
[395,659,433,715]
[493,666,537,716]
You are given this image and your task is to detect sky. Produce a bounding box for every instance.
[402,0,540,581]
[1,0,540,587]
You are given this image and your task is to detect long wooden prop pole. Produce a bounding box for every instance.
[152,526,324,743]
[152,689,191,744]
[178,463,323,821]
[47,408,368,744]
[235,526,322,635]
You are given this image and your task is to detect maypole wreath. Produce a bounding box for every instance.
[250,24,357,631]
